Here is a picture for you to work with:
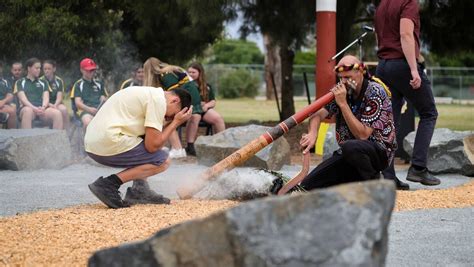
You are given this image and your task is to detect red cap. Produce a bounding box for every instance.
[80,58,97,71]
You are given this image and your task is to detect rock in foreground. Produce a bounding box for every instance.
[89,180,396,267]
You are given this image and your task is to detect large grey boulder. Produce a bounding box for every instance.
[195,125,291,170]
[89,180,396,267]
[404,128,474,176]
[0,129,72,170]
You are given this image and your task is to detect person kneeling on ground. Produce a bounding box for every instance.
[86,86,192,208]
[299,55,398,190]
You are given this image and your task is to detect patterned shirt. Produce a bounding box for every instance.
[324,78,397,162]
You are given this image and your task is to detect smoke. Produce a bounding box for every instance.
[194,168,278,200]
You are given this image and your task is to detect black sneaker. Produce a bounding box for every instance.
[124,180,171,205]
[406,166,441,186]
[185,145,196,156]
[88,177,130,209]
[0,112,9,124]
[383,176,410,190]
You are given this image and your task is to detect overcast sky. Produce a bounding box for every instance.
[224,15,264,52]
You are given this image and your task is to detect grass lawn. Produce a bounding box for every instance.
[215,99,474,131]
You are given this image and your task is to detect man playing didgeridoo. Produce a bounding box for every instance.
[299,55,397,190]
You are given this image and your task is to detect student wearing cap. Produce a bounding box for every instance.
[119,65,144,90]
[70,58,108,129]
[41,60,69,129]
[142,57,203,159]
[0,61,17,128]
[14,58,63,129]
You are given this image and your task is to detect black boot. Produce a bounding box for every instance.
[88,175,130,209]
[124,180,170,205]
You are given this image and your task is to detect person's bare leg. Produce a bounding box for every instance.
[168,130,183,149]
[20,107,35,129]
[43,108,63,129]
[81,114,94,130]
[203,109,225,133]
[116,160,170,183]
[186,114,201,143]
[57,104,69,129]
[0,105,17,129]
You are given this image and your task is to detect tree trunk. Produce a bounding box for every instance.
[279,43,295,121]
[263,34,281,100]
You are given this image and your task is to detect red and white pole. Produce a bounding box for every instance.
[315,0,337,99]
[314,0,336,155]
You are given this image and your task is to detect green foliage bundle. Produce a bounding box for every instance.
[208,39,263,64]
[218,68,260,99]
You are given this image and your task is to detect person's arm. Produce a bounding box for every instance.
[75,97,97,115]
[202,100,216,111]
[0,93,13,107]
[332,83,373,140]
[42,91,49,108]
[54,91,63,106]
[300,108,330,154]
[144,106,193,153]
[400,18,421,89]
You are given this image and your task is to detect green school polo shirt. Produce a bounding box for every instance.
[14,77,49,107]
[160,72,203,114]
[41,75,65,103]
[71,78,107,108]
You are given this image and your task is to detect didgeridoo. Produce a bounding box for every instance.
[176,91,335,199]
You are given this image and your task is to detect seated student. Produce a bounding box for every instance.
[41,60,68,129]
[0,62,17,128]
[70,58,107,129]
[186,62,225,156]
[119,65,144,90]
[6,61,23,89]
[14,58,63,129]
[142,57,204,159]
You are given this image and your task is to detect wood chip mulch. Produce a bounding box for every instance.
[1,181,473,266]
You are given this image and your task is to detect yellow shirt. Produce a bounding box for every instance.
[85,86,166,156]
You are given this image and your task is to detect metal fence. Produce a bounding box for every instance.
[205,64,474,100]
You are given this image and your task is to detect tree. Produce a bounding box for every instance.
[239,0,315,120]
[120,0,236,64]
[420,0,474,65]
[207,39,263,64]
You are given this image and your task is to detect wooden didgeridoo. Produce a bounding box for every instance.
[176,92,335,199]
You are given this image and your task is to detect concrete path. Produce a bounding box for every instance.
[0,162,472,265]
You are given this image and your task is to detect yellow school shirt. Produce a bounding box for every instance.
[85,86,166,156]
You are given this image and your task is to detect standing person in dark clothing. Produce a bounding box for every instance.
[375,0,440,189]
[299,55,396,190]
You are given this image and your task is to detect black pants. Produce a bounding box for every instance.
[301,140,388,190]
[376,59,438,179]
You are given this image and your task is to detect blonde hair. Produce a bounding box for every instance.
[143,57,185,88]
